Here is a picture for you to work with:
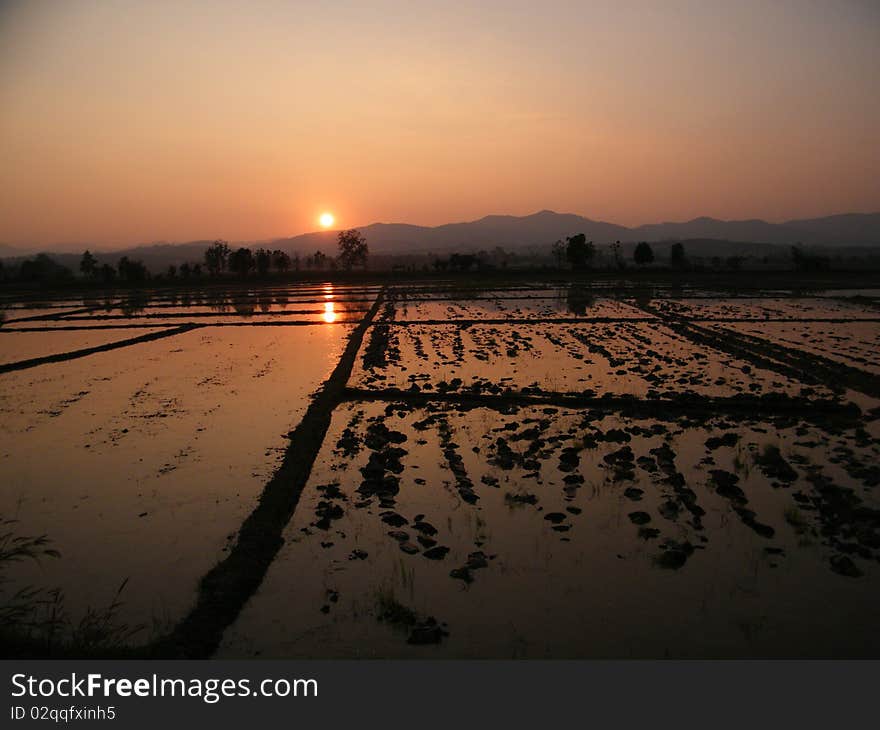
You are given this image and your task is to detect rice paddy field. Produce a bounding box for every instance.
[1,280,879,658]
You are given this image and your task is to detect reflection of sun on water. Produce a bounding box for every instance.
[322,284,336,322]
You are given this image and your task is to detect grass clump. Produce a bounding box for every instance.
[375,586,418,627]
[0,516,145,657]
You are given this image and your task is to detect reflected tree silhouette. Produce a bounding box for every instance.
[565,285,595,315]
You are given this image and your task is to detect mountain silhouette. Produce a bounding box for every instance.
[275,210,880,254]
[3,211,879,266]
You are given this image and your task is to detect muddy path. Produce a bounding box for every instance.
[343,386,861,425]
[634,301,880,399]
[0,325,200,374]
[152,289,386,658]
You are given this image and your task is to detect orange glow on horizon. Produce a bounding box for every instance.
[0,2,877,247]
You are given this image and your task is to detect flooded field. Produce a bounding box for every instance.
[1,280,879,657]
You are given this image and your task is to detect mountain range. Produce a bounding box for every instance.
[273,210,880,254]
[2,211,879,267]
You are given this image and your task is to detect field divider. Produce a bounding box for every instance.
[1,320,363,331]
[1,305,100,323]
[629,301,880,399]
[0,324,201,374]
[152,288,386,658]
[370,316,880,326]
[342,386,862,423]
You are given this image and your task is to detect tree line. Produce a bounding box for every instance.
[70,229,369,283]
[550,234,663,270]
[200,230,368,278]
[0,229,842,286]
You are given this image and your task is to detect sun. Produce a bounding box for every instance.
[319,212,335,228]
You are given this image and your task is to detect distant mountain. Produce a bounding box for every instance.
[784,213,880,246]
[275,211,630,254]
[276,210,880,254]
[3,211,878,270]
[0,242,33,257]
[630,217,803,245]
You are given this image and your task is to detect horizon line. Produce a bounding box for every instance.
[3,208,879,253]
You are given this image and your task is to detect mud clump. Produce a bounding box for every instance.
[313,500,344,530]
[423,546,450,560]
[656,539,696,569]
[505,492,538,506]
[603,446,635,481]
[407,617,448,645]
[830,554,863,578]
[705,433,740,450]
[358,419,409,502]
[709,470,775,538]
[754,444,798,484]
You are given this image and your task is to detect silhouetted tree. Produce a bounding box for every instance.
[790,245,829,272]
[179,262,192,280]
[272,249,292,274]
[99,263,116,283]
[192,263,203,278]
[337,229,369,270]
[633,242,654,266]
[228,247,255,278]
[489,246,511,269]
[670,242,686,268]
[551,240,566,268]
[449,253,478,272]
[307,250,329,270]
[117,256,147,282]
[255,248,272,276]
[611,240,624,269]
[166,264,177,279]
[565,233,595,270]
[80,250,98,278]
[204,240,230,276]
[19,254,73,283]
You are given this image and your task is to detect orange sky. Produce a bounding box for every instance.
[1,0,878,249]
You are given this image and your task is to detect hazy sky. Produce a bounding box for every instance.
[1,0,878,248]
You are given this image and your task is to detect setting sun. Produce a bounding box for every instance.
[319,212,335,228]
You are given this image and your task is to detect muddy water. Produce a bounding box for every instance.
[389,296,650,321]
[0,324,351,632]
[350,321,835,399]
[2,282,878,657]
[714,321,880,375]
[219,401,879,658]
[651,297,880,320]
[0,328,168,364]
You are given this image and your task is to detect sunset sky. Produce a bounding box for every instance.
[1,0,878,248]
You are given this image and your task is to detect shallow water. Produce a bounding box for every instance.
[0,328,168,364]
[219,401,879,658]
[1,281,878,657]
[0,323,351,630]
